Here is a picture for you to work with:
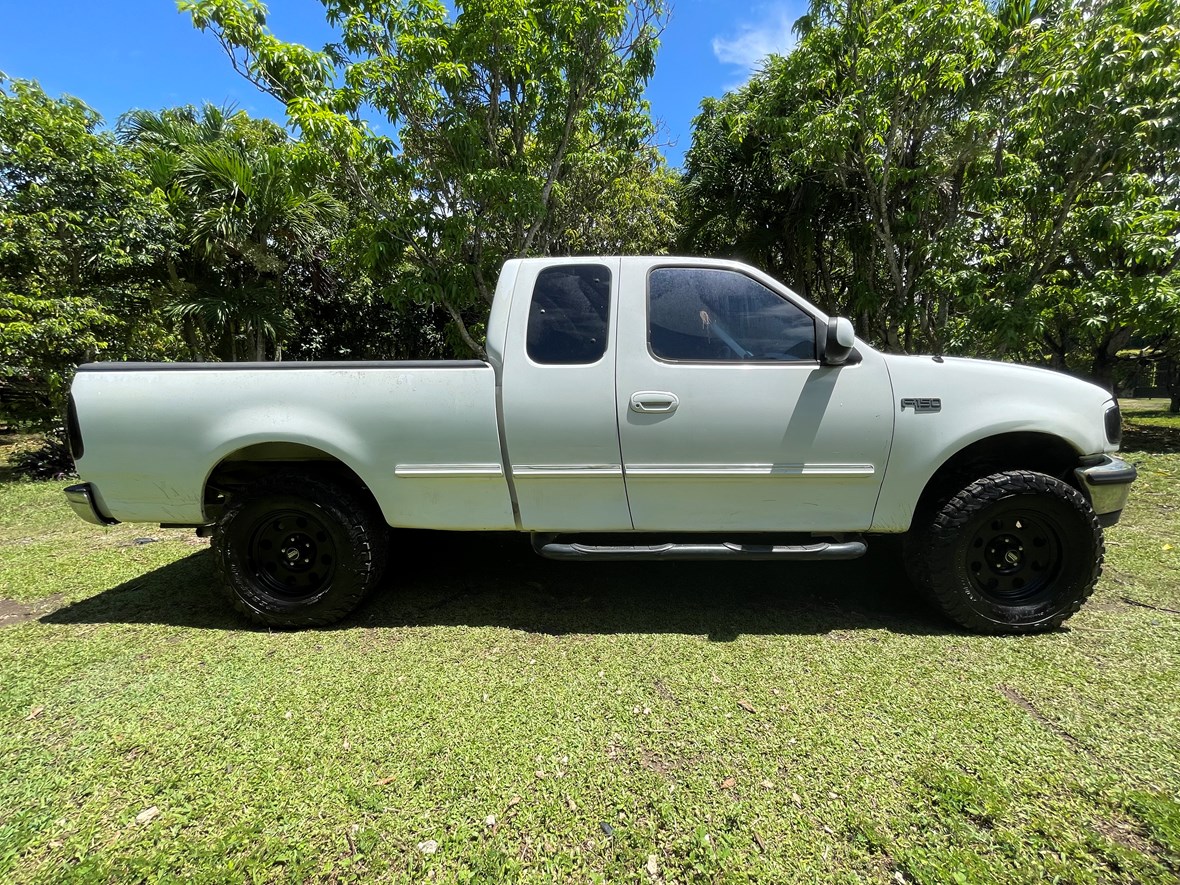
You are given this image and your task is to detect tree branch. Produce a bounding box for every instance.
[440,296,487,359]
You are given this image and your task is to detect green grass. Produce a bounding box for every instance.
[1,410,1178,884]
[1120,397,1175,413]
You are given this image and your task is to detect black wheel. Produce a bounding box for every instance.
[908,470,1103,634]
[212,473,388,627]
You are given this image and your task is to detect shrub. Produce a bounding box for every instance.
[10,426,76,480]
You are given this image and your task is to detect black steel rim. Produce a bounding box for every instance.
[247,508,338,600]
[964,505,1063,604]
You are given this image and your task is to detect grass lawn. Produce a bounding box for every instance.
[1,407,1178,884]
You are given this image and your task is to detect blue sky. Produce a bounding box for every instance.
[0,0,803,168]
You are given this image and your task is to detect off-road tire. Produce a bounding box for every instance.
[908,470,1103,634]
[212,473,388,627]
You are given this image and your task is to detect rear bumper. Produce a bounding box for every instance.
[1074,456,1137,526]
[64,483,118,526]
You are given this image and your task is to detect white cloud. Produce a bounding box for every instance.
[711,5,798,80]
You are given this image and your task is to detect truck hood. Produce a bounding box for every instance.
[883,353,1112,400]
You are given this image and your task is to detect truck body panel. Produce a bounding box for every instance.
[613,257,896,532]
[870,355,1117,531]
[498,257,633,531]
[71,362,516,530]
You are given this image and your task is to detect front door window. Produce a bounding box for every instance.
[648,267,817,363]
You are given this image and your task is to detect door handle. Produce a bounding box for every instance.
[630,391,679,414]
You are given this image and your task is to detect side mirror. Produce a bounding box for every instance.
[822,317,856,366]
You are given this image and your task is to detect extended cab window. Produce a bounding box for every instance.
[648,267,816,362]
[526,265,612,365]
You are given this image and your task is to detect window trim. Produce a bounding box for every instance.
[644,263,823,366]
[524,262,614,368]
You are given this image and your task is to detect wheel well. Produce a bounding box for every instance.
[203,443,380,523]
[912,432,1080,528]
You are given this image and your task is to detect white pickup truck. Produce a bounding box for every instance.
[65,257,1135,633]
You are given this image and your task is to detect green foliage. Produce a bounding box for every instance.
[8,426,75,480]
[7,0,1176,389]
[119,104,345,361]
[683,0,1002,349]
[681,0,1180,383]
[181,0,671,356]
[2,81,416,389]
[0,77,181,425]
[1128,791,1180,863]
[282,258,452,361]
[548,147,679,256]
[969,0,1180,384]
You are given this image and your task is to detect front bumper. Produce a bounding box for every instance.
[1074,456,1137,526]
[64,483,118,526]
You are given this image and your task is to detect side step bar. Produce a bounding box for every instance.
[532,536,867,561]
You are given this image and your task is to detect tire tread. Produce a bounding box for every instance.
[212,473,388,627]
[916,470,1103,634]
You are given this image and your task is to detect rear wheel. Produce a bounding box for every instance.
[212,473,387,627]
[908,470,1103,633]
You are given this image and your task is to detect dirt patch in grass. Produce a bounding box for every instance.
[0,594,63,628]
[0,431,39,482]
[1094,815,1161,858]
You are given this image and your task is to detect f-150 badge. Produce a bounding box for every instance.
[900,397,941,413]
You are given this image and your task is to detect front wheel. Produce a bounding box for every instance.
[907,470,1103,634]
[212,473,388,627]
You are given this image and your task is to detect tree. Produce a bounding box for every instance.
[547,147,679,256]
[0,77,180,425]
[681,82,867,321]
[680,0,1180,388]
[803,0,1004,352]
[180,0,667,357]
[684,0,1005,351]
[119,104,345,360]
[966,0,1180,390]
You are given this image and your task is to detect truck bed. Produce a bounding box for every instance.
[70,361,518,530]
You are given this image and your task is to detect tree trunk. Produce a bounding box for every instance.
[1089,328,1132,394]
[441,297,488,360]
[1166,359,1180,413]
[181,316,204,362]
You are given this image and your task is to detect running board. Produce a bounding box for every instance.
[531,536,867,561]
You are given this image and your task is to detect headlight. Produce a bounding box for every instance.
[1104,402,1122,446]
